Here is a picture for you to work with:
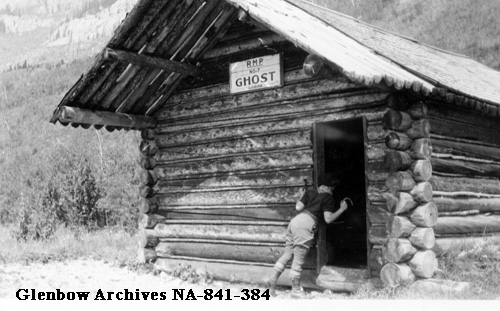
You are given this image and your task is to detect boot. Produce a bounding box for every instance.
[290,277,306,299]
[264,269,282,296]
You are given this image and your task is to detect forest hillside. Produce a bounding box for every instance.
[1,0,499,237]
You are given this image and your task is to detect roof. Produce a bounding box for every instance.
[50,0,500,130]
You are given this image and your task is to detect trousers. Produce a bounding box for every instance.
[273,212,317,279]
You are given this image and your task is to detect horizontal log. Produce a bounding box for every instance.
[154,149,313,178]
[160,75,368,116]
[429,175,500,194]
[426,101,500,132]
[159,82,381,122]
[432,135,500,161]
[429,117,500,146]
[104,47,201,76]
[57,106,157,129]
[156,130,311,162]
[431,158,500,178]
[158,113,384,148]
[433,197,500,213]
[154,223,286,243]
[158,205,296,222]
[434,215,500,236]
[159,94,387,133]
[159,103,386,136]
[155,241,314,266]
[156,186,300,206]
[203,32,289,60]
[155,258,321,290]
[156,168,312,190]
[438,210,480,217]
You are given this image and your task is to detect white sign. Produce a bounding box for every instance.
[229,54,283,94]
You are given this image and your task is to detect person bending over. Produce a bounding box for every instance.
[265,175,349,298]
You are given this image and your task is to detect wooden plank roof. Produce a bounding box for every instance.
[50,0,500,130]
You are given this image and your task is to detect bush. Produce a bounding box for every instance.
[55,159,104,229]
[13,192,58,241]
[13,156,105,240]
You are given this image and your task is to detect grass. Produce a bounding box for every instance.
[0,224,138,266]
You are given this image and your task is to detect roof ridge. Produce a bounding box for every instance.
[290,0,470,60]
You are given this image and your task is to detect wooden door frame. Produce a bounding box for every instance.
[312,117,370,274]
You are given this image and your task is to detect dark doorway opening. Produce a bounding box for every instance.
[315,118,368,268]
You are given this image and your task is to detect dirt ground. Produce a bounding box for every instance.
[0,259,341,301]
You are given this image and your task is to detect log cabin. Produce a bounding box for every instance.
[49,0,500,291]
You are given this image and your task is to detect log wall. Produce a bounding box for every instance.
[379,94,439,287]
[137,20,390,274]
[426,100,500,238]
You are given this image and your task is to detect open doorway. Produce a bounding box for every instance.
[314,118,368,269]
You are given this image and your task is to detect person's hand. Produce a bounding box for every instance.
[340,199,348,212]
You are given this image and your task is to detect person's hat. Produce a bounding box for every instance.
[324,173,339,188]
